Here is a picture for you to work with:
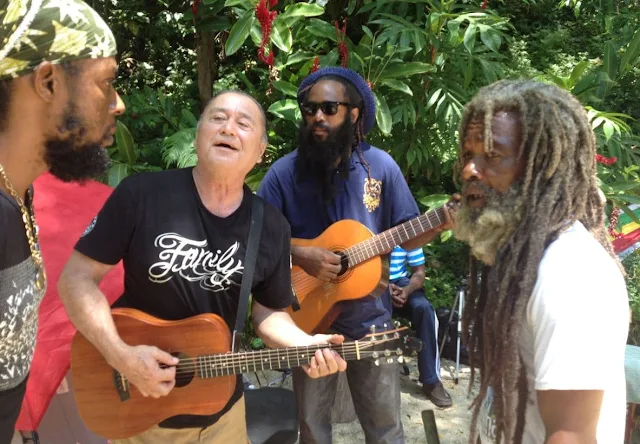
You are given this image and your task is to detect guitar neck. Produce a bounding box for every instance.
[345,206,446,267]
[195,341,369,379]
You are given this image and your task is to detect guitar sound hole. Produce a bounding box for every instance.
[336,251,349,277]
[172,352,194,388]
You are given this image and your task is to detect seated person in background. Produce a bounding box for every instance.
[388,246,452,408]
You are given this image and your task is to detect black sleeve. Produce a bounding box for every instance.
[74,177,137,265]
[252,218,294,310]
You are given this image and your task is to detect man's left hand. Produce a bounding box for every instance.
[302,334,348,379]
[390,283,409,308]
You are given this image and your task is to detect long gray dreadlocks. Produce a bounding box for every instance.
[453,80,622,443]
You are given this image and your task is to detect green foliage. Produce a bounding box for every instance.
[423,238,469,311]
[623,250,640,346]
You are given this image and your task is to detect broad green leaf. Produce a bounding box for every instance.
[620,203,640,225]
[603,41,618,82]
[615,194,640,205]
[607,181,640,193]
[281,3,324,19]
[620,29,640,75]
[223,0,253,7]
[268,99,301,121]
[271,17,293,53]
[225,9,255,56]
[108,164,129,188]
[463,23,477,54]
[407,149,416,166]
[282,51,315,67]
[362,25,374,41]
[116,121,136,164]
[379,62,434,79]
[271,80,298,98]
[440,230,452,242]
[180,109,198,127]
[568,60,590,88]
[197,16,231,32]
[380,79,413,96]
[479,25,501,53]
[374,91,392,135]
[306,19,338,42]
[249,22,261,47]
[603,120,615,141]
[419,194,450,210]
[426,88,442,110]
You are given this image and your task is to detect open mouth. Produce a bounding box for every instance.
[215,142,237,151]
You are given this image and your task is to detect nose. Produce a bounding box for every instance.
[313,108,326,122]
[461,157,484,182]
[111,91,126,116]
[220,117,236,136]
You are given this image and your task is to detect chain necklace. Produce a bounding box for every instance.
[0,162,46,291]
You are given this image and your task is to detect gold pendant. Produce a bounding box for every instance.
[35,266,46,291]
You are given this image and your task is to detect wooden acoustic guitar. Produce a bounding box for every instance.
[70,308,422,439]
[288,202,457,334]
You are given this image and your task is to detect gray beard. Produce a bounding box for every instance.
[453,184,523,266]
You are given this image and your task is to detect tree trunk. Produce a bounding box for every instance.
[197,30,217,109]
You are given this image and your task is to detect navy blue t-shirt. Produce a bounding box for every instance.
[257,143,419,339]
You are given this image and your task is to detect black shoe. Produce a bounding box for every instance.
[424,381,453,408]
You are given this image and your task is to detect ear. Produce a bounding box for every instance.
[258,140,267,163]
[350,107,360,124]
[31,61,62,103]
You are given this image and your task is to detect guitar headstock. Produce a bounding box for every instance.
[356,326,425,367]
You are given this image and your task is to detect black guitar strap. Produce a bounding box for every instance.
[232,194,264,353]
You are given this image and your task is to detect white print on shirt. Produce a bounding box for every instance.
[148,233,244,292]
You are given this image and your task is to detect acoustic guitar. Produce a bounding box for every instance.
[70,308,421,439]
[288,202,457,334]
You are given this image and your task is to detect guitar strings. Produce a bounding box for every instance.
[291,210,445,292]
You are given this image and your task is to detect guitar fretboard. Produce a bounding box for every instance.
[195,341,373,379]
[344,207,446,267]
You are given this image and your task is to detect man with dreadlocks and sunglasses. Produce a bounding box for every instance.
[258,66,454,443]
[452,79,629,443]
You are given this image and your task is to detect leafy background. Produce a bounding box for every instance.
[90,0,640,344]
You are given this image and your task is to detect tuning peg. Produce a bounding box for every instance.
[397,356,404,363]
[396,348,403,355]
[374,359,380,366]
[386,358,394,364]
[372,351,379,359]
[370,325,376,334]
[384,350,391,357]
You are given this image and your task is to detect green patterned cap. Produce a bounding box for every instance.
[0,0,117,81]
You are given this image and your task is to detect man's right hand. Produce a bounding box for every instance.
[294,246,342,282]
[115,345,179,398]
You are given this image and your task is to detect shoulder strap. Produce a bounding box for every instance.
[232,193,264,352]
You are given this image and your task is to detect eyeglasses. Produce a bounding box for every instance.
[300,101,352,116]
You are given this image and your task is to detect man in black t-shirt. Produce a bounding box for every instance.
[58,91,346,443]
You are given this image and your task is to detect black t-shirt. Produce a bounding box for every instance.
[75,167,294,428]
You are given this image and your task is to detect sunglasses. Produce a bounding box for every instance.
[300,101,352,116]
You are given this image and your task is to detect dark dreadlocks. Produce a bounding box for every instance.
[453,80,621,443]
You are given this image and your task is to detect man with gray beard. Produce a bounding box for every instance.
[452,80,628,443]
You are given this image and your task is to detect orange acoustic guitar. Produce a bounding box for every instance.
[70,308,422,439]
[288,202,457,334]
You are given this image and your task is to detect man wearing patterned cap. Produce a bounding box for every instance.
[258,67,453,443]
[0,0,124,440]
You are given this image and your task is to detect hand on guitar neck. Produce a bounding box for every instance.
[292,245,342,282]
[401,194,459,251]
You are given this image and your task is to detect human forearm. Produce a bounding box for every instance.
[545,431,594,444]
[58,256,128,368]
[253,308,315,348]
[405,269,425,294]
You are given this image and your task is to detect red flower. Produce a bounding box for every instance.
[595,153,617,166]
[192,0,200,16]
[335,19,349,67]
[256,0,278,66]
[481,0,488,9]
[310,56,320,73]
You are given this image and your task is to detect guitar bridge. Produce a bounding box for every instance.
[113,370,131,402]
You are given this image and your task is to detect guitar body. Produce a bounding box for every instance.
[70,308,235,439]
[287,219,389,334]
